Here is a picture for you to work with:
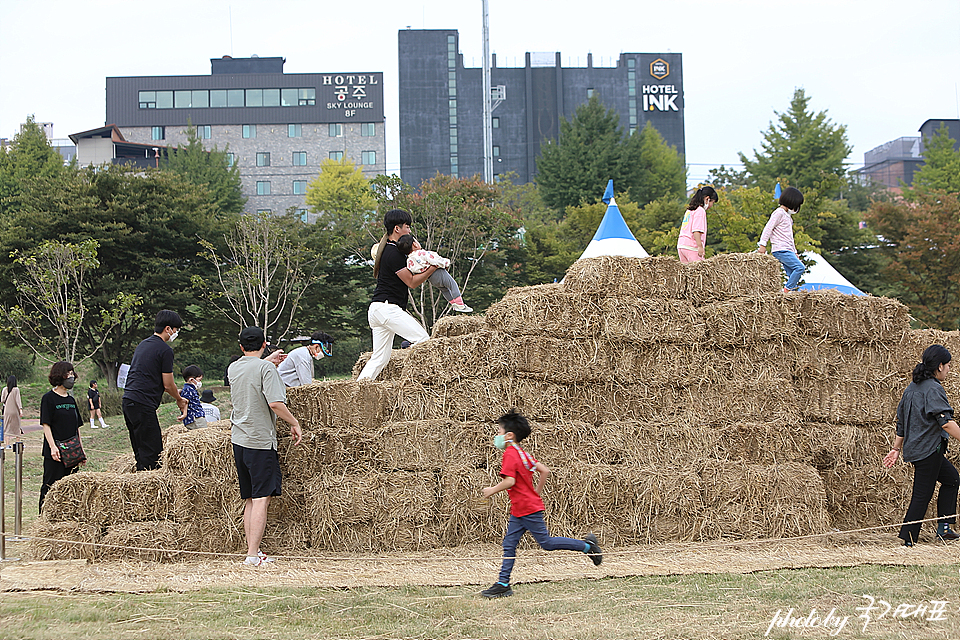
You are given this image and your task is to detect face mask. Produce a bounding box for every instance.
[494,434,508,450]
[168,330,179,342]
[63,377,76,390]
[313,352,324,361]
[192,379,202,389]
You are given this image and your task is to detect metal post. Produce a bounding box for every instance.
[14,441,24,539]
[0,444,21,561]
[481,0,494,183]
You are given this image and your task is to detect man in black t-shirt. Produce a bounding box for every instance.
[122,310,188,471]
[357,209,438,381]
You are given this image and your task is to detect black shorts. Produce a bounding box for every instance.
[232,444,282,500]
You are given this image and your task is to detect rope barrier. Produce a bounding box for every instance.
[5,512,958,564]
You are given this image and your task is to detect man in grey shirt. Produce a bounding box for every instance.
[277,330,333,387]
[229,326,303,566]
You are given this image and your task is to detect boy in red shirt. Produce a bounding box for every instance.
[480,410,602,598]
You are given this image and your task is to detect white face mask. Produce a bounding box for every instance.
[168,330,179,342]
[192,379,202,389]
[313,352,324,361]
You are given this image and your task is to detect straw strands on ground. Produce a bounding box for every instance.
[31,252,953,561]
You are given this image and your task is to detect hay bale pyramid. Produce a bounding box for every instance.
[34,253,960,560]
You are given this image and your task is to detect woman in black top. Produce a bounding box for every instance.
[357,209,439,381]
[883,345,960,545]
[40,361,84,513]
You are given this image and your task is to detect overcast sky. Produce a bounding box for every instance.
[2,0,958,187]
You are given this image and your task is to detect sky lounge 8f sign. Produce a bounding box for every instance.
[320,73,384,120]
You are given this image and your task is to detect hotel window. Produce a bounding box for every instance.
[288,124,302,138]
[293,180,307,195]
[242,124,256,139]
[360,123,375,137]
[139,91,156,109]
[586,88,595,99]
[329,123,342,137]
[493,145,500,157]
[256,181,271,195]
[361,151,376,165]
[297,208,309,222]
[196,125,211,139]
[210,89,227,108]
[226,152,235,167]
[329,151,343,161]
[257,209,272,215]
[151,126,165,141]
[256,153,270,167]
[492,117,499,128]
[156,91,173,109]
[227,89,245,107]
[292,151,307,166]
[299,88,316,106]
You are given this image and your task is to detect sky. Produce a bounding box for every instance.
[2,0,959,187]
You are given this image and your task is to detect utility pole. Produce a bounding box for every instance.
[481,0,493,183]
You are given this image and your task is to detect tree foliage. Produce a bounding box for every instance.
[161,124,246,215]
[866,190,960,329]
[739,88,851,193]
[305,158,378,243]
[909,124,960,195]
[620,123,687,208]
[0,115,66,217]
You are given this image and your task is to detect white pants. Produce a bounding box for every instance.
[357,301,429,380]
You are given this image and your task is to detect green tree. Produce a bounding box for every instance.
[707,186,817,254]
[740,88,851,193]
[535,96,627,211]
[865,190,960,329]
[910,124,960,194]
[3,240,140,365]
[620,122,686,207]
[305,158,379,259]
[0,115,66,217]
[161,124,245,215]
[0,164,232,386]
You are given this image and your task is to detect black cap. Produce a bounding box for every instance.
[200,389,216,403]
[239,326,266,350]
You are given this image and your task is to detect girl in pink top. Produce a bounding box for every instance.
[757,186,805,292]
[677,186,718,263]
[395,234,472,313]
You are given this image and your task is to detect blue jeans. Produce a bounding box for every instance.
[497,511,585,584]
[773,250,805,290]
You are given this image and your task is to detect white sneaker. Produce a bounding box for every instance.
[258,550,275,563]
[243,556,263,566]
[451,302,473,313]
[91,424,99,429]
[100,423,108,428]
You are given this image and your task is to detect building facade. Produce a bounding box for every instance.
[860,119,959,190]
[105,56,386,215]
[398,29,684,188]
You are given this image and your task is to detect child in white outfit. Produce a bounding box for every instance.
[396,234,472,312]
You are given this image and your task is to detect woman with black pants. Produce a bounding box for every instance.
[39,361,85,513]
[884,345,960,545]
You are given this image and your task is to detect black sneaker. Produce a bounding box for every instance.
[583,533,603,566]
[937,527,960,541]
[480,582,513,599]
[400,340,412,349]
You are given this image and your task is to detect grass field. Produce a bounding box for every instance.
[2,378,960,639]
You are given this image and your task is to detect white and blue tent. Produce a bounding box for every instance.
[798,251,866,296]
[576,180,649,260]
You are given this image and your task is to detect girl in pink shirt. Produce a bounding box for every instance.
[757,186,805,292]
[677,186,717,263]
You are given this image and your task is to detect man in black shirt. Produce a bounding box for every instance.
[122,310,188,470]
[357,209,437,381]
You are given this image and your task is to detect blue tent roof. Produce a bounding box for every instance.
[591,200,639,243]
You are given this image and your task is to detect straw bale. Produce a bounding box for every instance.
[398,378,516,423]
[97,521,180,562]
[431,314,486,338]
[362,419,488,471]
[698,342,794,386]
[523,420,641,467]
[162,427,234,478]
[162,422,189,445]
[435,465,505,545]
[700,462,830,539]
[821,463,911,532]
[170,475,242,523]
[681,378,800,424]
[601,297,705,344]
[684,252,784,304]
[176,517,244,554]
[106,453,137,474]
[895,329,960,374]
[790,338,903,382]
[699,296,797,346]
[41,470,172,526]
[304,470,438,527]
[30,519,101,560]
[484,287,605,338]
[500,282,564,299]
[285,379,401,431]
[564,255,686,298]
[311,522,441,552]
[514,378,685,425]
[708,421,878,468]
[796,376,905,423]
[399,330,514,383]
[351,349,409,381]
[795,290,910,342]
[278,429,356,479]
[545,464,705,545]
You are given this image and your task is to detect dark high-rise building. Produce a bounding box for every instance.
[398,29,684,188]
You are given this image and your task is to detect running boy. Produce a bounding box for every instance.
[480,409,602,599]
[757,186,805,292]
[395,234,472,313]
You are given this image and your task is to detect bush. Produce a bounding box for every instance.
[172,347,240,384]
[315,336,371,378]
[0,346,34,382]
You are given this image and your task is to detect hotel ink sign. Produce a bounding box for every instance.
[321,73,383,120]
[643,59,679,112]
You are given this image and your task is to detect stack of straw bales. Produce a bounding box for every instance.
[34,253,960,560]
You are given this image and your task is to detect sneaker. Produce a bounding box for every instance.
[91,424,99,429]
[257,550,276,563]
[100,424,109,429]
[451,302,473,313]
[480,582,513,599]
[243,556,264,566]
[583,533,603,566]
[400,340,413,349]
[937,527,960,541]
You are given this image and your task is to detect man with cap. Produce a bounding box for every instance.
[277,330,334,387]
[228,326,303,566]
[123,310,189,471]
[200,389,221,422]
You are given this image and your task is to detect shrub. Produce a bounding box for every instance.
[0,347,34,382]
[78,388,123,420]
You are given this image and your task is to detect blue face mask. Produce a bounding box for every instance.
[494,434,508,450]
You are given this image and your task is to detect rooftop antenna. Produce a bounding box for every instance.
[482,0,493,182]
[229,6,234,57]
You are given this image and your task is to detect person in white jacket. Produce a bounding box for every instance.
[277,330,333,387]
